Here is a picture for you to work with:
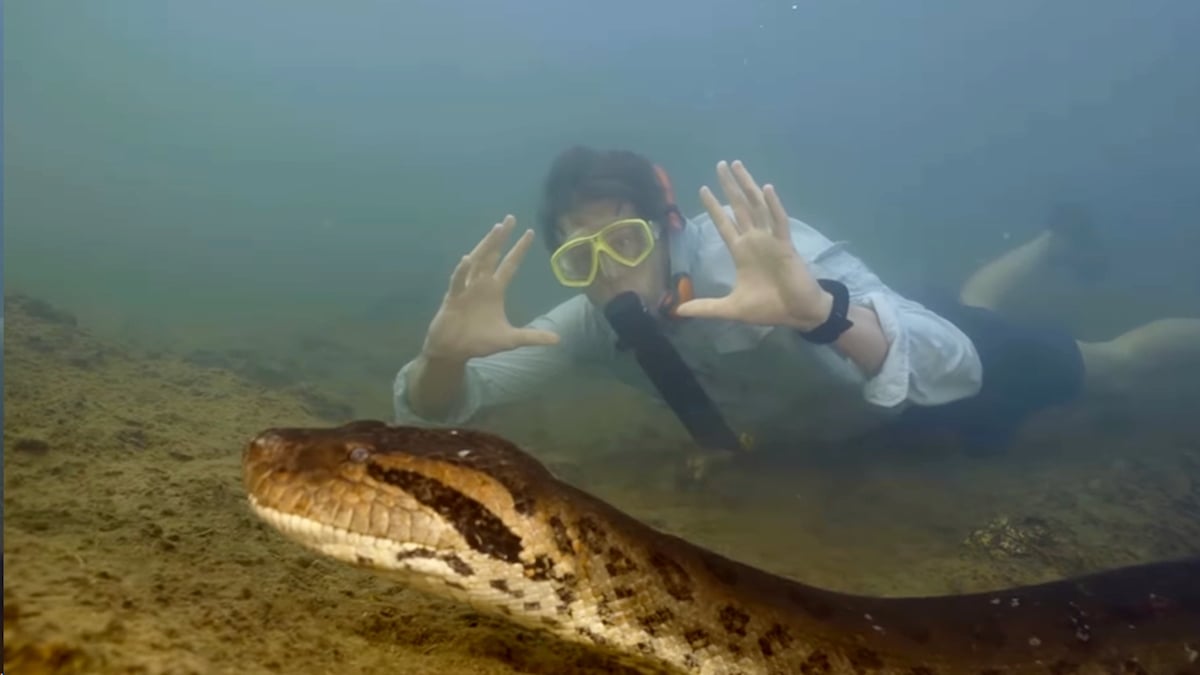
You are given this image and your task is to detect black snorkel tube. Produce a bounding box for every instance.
[603,291,748,454]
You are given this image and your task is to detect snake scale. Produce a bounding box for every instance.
[242,420,1200,674]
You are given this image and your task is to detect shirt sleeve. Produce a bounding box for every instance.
[799,220,984,408]
[392,295,611,425]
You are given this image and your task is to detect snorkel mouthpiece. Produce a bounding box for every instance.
[603,291,654,351]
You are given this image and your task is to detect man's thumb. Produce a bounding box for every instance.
[515,328,560,347]
[673,298,722,318]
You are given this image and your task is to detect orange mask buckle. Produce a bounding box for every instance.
[658,272,694,319]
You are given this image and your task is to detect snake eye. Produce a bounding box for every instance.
[348,446,370,463]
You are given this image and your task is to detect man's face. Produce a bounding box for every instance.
[555,199,670,309]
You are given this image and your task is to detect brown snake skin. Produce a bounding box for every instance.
[242,420,1200,674]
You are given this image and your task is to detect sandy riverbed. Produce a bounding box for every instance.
[4,292,1198,674]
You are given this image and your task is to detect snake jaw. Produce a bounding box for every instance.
[248,496,408,566]
[248,494,501,601]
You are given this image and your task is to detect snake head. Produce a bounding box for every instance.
[242,420,581,607]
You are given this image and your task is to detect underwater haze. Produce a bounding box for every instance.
[7,0,1199,348]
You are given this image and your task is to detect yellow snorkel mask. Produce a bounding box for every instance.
[550,218,659,287]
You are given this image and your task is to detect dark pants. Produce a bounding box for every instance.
[889,288,1087,454]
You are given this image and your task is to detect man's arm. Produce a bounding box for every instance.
[834,303,891,377]
[782,286,890,377]
[403,354,470,421]
[791,223,983,408]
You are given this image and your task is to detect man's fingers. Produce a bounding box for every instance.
[715,161,754,235]
[476,215,517,274]
[495,228,535,286]
[730,160,765,204]
[447,254,470,296]
[466,215,516,269]
[700,185,740,248]
[466,220,502,260]
[731,160,771,231]
[764,185,792,242]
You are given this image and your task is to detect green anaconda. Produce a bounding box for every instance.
[242,420,1200,674]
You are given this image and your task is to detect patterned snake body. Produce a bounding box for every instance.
[242,421,1200,674]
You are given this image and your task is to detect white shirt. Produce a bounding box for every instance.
[393,208,983,448]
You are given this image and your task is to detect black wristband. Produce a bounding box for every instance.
[797,278,854,344]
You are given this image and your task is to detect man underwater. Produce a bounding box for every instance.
[393,146,1200,460]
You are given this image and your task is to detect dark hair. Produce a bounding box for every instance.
[536,145,670,252]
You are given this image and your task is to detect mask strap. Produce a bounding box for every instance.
[651,162,689,316]
[653,164,685,231]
